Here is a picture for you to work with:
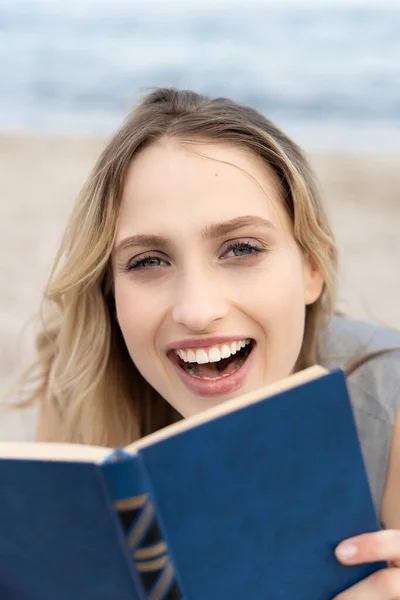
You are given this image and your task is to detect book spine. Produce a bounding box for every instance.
[101,451,183,600]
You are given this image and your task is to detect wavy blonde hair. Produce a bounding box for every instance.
[20,88,337,446]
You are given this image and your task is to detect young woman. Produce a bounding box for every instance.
[26,88,400,598]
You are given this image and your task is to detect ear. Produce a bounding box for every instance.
[302,253,324,306]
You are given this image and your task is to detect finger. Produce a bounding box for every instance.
[333,567,400,600]
[335,530,400,565]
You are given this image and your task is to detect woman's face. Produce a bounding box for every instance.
[113,139,323,417]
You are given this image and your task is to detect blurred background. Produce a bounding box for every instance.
[0,0,399,439]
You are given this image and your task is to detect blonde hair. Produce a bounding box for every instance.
[21,88,337,446]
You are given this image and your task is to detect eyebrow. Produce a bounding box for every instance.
[114,215,275,256]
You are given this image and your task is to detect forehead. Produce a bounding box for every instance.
[117,139,289,238]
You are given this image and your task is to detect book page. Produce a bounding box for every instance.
[0,442,112,463]
[126,365,328,454]
[0,366,327,462]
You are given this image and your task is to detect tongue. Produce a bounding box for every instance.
[196,354,242,378]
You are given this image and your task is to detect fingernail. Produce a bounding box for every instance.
[335,543,358,561]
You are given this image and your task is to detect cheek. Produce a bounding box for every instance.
[114,279,159,357]
[243,252,307,340]
[114,278,174,399]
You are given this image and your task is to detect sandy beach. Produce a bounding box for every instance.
[0,135,399,441]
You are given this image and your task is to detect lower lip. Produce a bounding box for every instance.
[168,346,256,397]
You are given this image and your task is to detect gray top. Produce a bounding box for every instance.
[319,314,400,515]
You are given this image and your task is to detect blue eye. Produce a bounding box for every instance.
[127,255,168,271]
[223,241,262,258]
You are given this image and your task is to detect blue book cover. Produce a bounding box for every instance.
[101,453,181,599]
[0,458,142,600]
[0,367,386,600]
[127,368,385,599]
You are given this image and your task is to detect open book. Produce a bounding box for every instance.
[0,367,385,600]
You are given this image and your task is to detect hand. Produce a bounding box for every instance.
[334,530,400,599]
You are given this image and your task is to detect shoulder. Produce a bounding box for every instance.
[319,314,400,424]
[320,315,400,514]
[319,314,400,365]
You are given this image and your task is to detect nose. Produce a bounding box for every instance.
[171,271,229,333]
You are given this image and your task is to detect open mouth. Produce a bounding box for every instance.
[170,339,255,381]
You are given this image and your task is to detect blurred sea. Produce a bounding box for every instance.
[0,0,399,152]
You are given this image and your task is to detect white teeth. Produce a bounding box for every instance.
[175,339,251,365]
[196,349,209,364]
[220,344,231,359]
[177,349,186,361]
[208,348,221,363]
[187,349,196,363]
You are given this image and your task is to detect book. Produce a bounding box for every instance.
[0,366,386,600]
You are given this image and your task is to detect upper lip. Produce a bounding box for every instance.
[165,336,253,352]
